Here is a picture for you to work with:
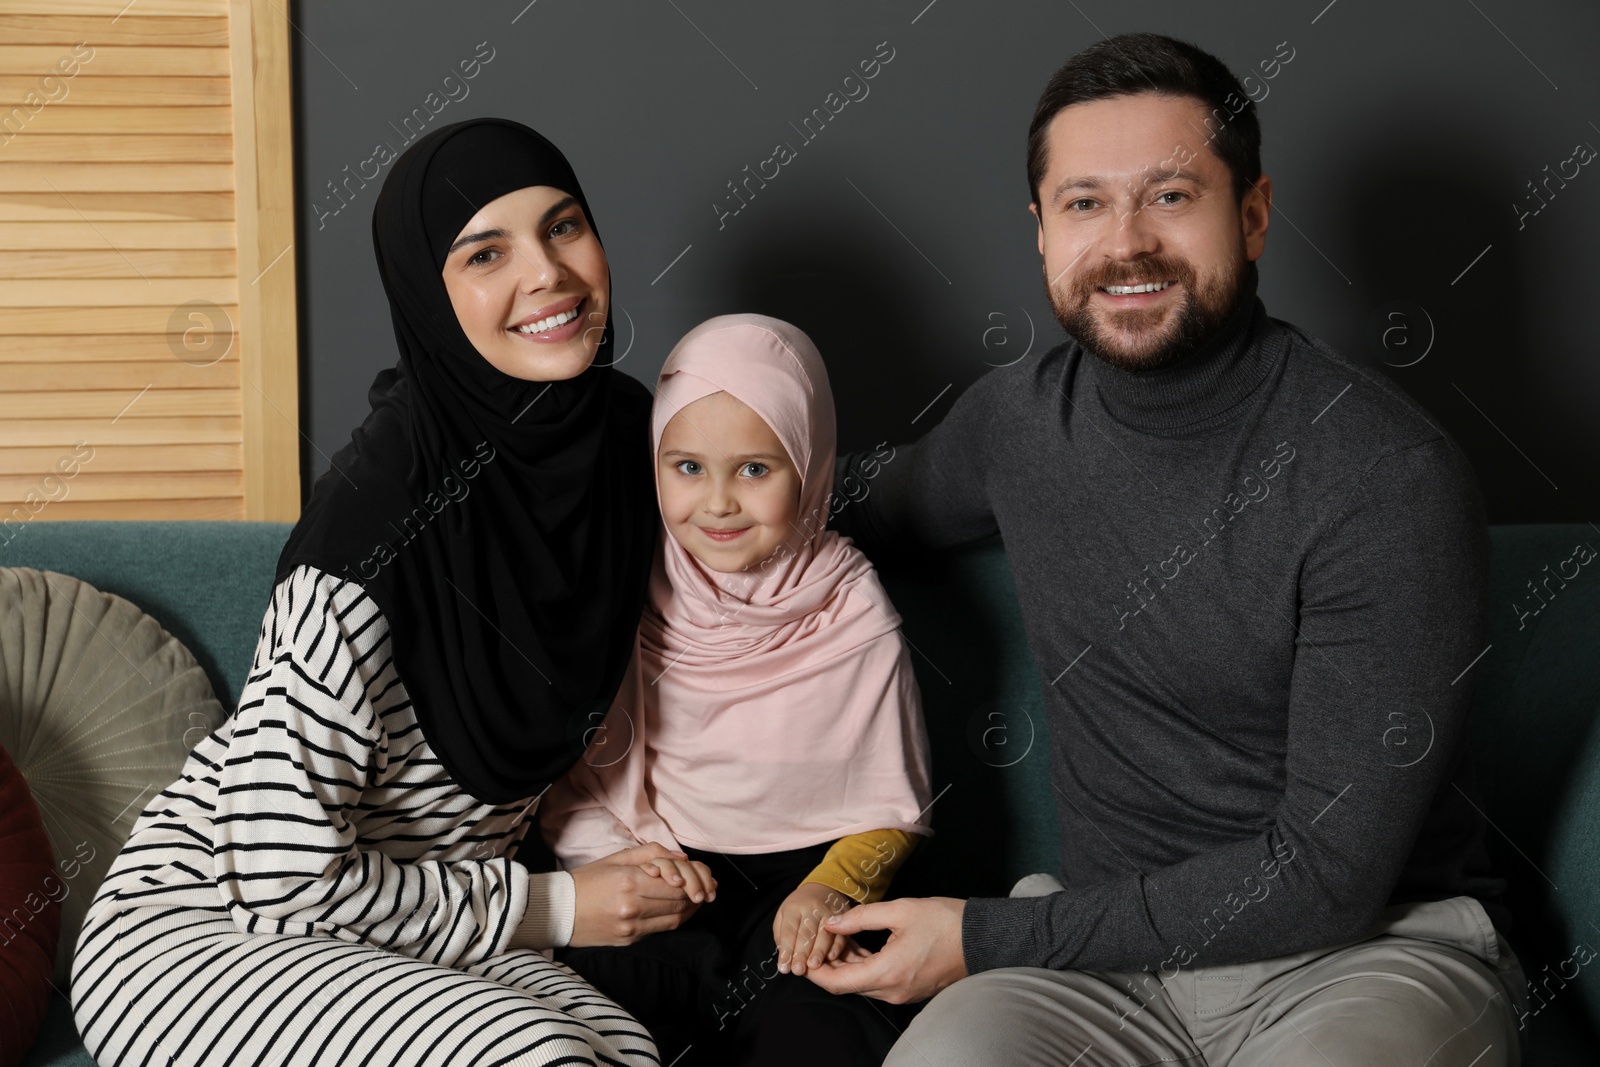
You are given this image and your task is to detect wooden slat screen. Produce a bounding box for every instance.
[0,0,299,523]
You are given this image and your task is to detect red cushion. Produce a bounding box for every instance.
[0,742,60,1067]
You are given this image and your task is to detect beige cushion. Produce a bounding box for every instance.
[0,567,226,984]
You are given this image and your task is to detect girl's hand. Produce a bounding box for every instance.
[568,842,705,947]
[638,854,717,904]
[773,881,855,976]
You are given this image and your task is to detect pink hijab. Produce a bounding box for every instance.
[541,314,932,863]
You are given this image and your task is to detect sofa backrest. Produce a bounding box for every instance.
[1468,524,1600,1033]
[875,542,1059,898]
[1,522,291,710]
[3,522,1066,900]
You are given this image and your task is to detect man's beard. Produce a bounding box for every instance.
[1048,250,1249,372]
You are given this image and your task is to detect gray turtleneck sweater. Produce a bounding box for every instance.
[833,279,1504,975]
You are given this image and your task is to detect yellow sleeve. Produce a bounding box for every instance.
[801,829,920,904]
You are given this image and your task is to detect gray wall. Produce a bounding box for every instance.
[293,0,1599,524]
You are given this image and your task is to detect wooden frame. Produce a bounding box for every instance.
[230,0,300,519]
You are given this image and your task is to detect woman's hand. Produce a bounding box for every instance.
[568,842,709,947]
[773,881,855,976]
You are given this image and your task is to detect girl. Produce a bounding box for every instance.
[542,314,934,1066]
[71,119,700,1067]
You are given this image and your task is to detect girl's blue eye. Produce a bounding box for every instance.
[741,462,769,478]
[549,217,580,239]
[675,460,702,476]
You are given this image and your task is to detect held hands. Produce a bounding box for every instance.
[773,881,856,976]
[568,842,717,947]
[639,851,717,903]
[803,896,968,1004]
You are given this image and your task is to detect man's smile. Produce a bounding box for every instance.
[1095,280,1179,307]
[1101,281,1175,295]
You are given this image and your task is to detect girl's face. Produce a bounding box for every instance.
[657,391,803,574]
[440,184,609,381]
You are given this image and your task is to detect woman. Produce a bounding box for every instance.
[70,119,700,1067]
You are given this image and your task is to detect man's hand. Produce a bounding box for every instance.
[773,881,855,976]
[568,842,705,947]
[804,896,968,1004]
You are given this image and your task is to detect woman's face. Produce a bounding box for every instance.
[440,184,609,381]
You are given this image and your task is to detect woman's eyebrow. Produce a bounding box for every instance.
[448,227,509,256]
[540,196,578,225]
[446,198,579,257]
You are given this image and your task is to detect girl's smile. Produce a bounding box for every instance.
[698,525,752,542]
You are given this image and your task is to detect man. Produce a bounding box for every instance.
[812,32,1525,1066]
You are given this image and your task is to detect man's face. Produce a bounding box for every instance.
[1030,92,1271,371]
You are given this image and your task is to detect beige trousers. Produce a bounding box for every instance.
[886,895,1526,1066]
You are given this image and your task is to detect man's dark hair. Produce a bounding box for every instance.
[1027,32,1262,205]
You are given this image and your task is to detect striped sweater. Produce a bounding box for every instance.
[86,564,575,965]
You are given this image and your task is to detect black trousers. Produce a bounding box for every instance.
[560,843,906,1067]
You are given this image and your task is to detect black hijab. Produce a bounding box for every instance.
[277,118,656,804]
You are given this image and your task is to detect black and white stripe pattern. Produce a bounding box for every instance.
[71,565,657,1066]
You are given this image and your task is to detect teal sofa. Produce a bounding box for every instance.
[6,521,1597,1065]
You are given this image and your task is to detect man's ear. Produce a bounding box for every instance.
[1029,201,1044,257]
[1242,174,1272,262]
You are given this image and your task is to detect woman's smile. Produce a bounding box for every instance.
[508,295,586,343]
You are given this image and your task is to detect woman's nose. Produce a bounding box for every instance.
[516,244,563,291]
